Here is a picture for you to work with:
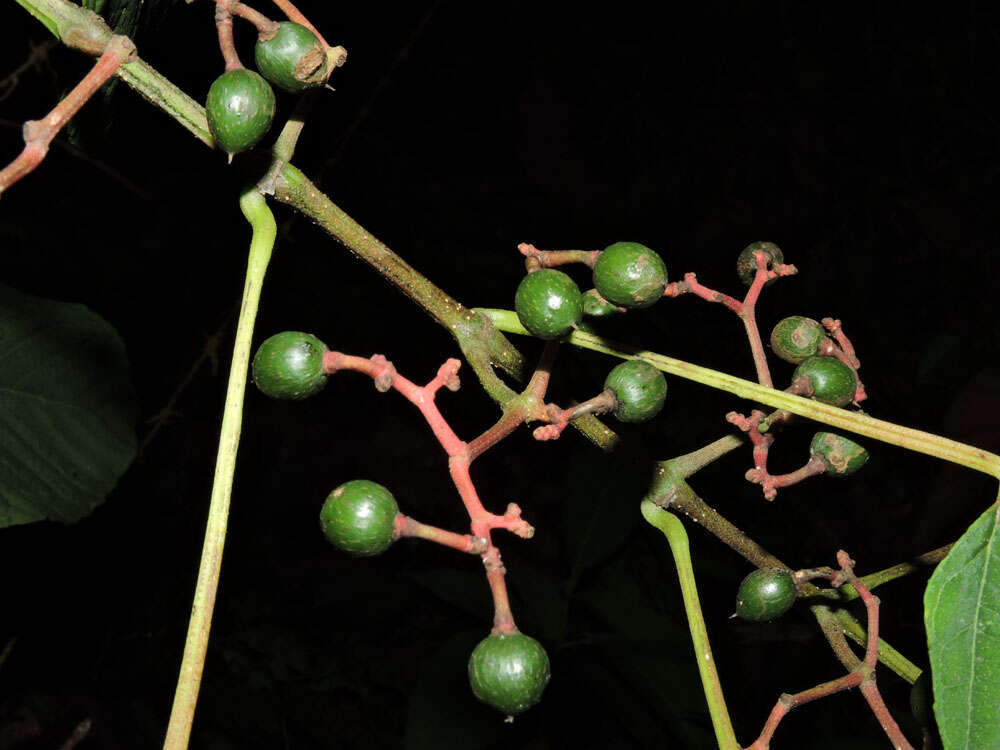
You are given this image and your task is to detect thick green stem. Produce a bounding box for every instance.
[640,501,739,750]
[837,544,952,603]
[162,188,275,749]
[837,609,921,683]
[481,309,1000,479]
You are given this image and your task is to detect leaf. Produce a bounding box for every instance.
[561,451,644,576]
[409,568,493,621]
[576,559,713,746]
[0,284,137,527]
[504,562,567,642]
[924,499,1000,749]
[405,630,506,750]
[567,660,671,747]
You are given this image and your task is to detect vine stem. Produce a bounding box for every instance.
[0,34,136,196]
[640,501,739,750]
[480,309,1000,479]
[162,187,275,750]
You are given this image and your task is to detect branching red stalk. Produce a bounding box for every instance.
[268,0,329,48]
[739,252,778,387]
[214,2,241,71]
[224,0,278,36]
[394,514,487,554]
[746,455,827,500]
[0,35,135,197]
[321,348,562,632]
[822,317,867,402]
[663,250,797,386]
[533,390,616,441]
[744,552,914,750]
[518,242,601,270]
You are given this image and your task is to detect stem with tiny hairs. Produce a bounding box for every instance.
[162,187,275,749]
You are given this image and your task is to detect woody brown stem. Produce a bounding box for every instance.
[0,34,135,197]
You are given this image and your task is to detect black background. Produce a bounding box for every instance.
[2,1,999,747]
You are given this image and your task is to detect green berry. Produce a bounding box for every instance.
[737,241,784,285]
[592,241,668,309]
[735,568,797,622]
[810,432,869,477]
[255,22,329,93]
[581,288,623,317]
[468,632,551,715]
[252,331,328,400]
[770,316,826,364]
[603,360,667,423]
[514,269,583,339]
[320,479,399,556]
[792,356,857,407]
[206,69,276,155]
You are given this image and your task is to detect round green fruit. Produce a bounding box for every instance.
[581,288,623,317]
[514,269,583,339]
[468,631,551,715]
[735,568,797,622]
[253,331,329,400]
[737,241,784,285]
[255,22,329,93]
[810,432,869,477]
[592,241,668,309]
[320,479,399,556]
[770,316,826,364]
[792,356,857,407]
[206,69,276,155]
[604,360,668,423]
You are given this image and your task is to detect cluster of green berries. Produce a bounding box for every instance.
[206,22,330,155]
[514,242,669,426]
[770,316,858,406]
[317,475,551,714]
[251,331,551,715]
[514,241,668,339]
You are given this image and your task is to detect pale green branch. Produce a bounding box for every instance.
[479,309,1000,479]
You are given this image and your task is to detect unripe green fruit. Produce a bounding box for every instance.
[514,269,583,339]
[468,632,551,715]
[255,22,329,93]
[604,360,668,423]
[253,331,329,400]
[770,316,826,364]
[810,432,869,477]
[735,568,797,622]
[592,241,668,309]
[320,479,399,556]
[792,356,857,407]
[581,288,623,317]
[737,241,784,285]
[206,69,276,155]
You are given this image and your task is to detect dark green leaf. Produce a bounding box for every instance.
[567,660,671,747]
[405,630,506,750]
[505,562,567,643]
[562,452,644,575]
[409,568,493,621]
[924,499,1000,749]
[0,284,137,527]
[577,560,712,745]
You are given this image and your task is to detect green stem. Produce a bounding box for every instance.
[640,500,740,750]
[837,544,952,603]
[480,309,1000,479]
[836,608,921,683]
[162,188,275,749]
